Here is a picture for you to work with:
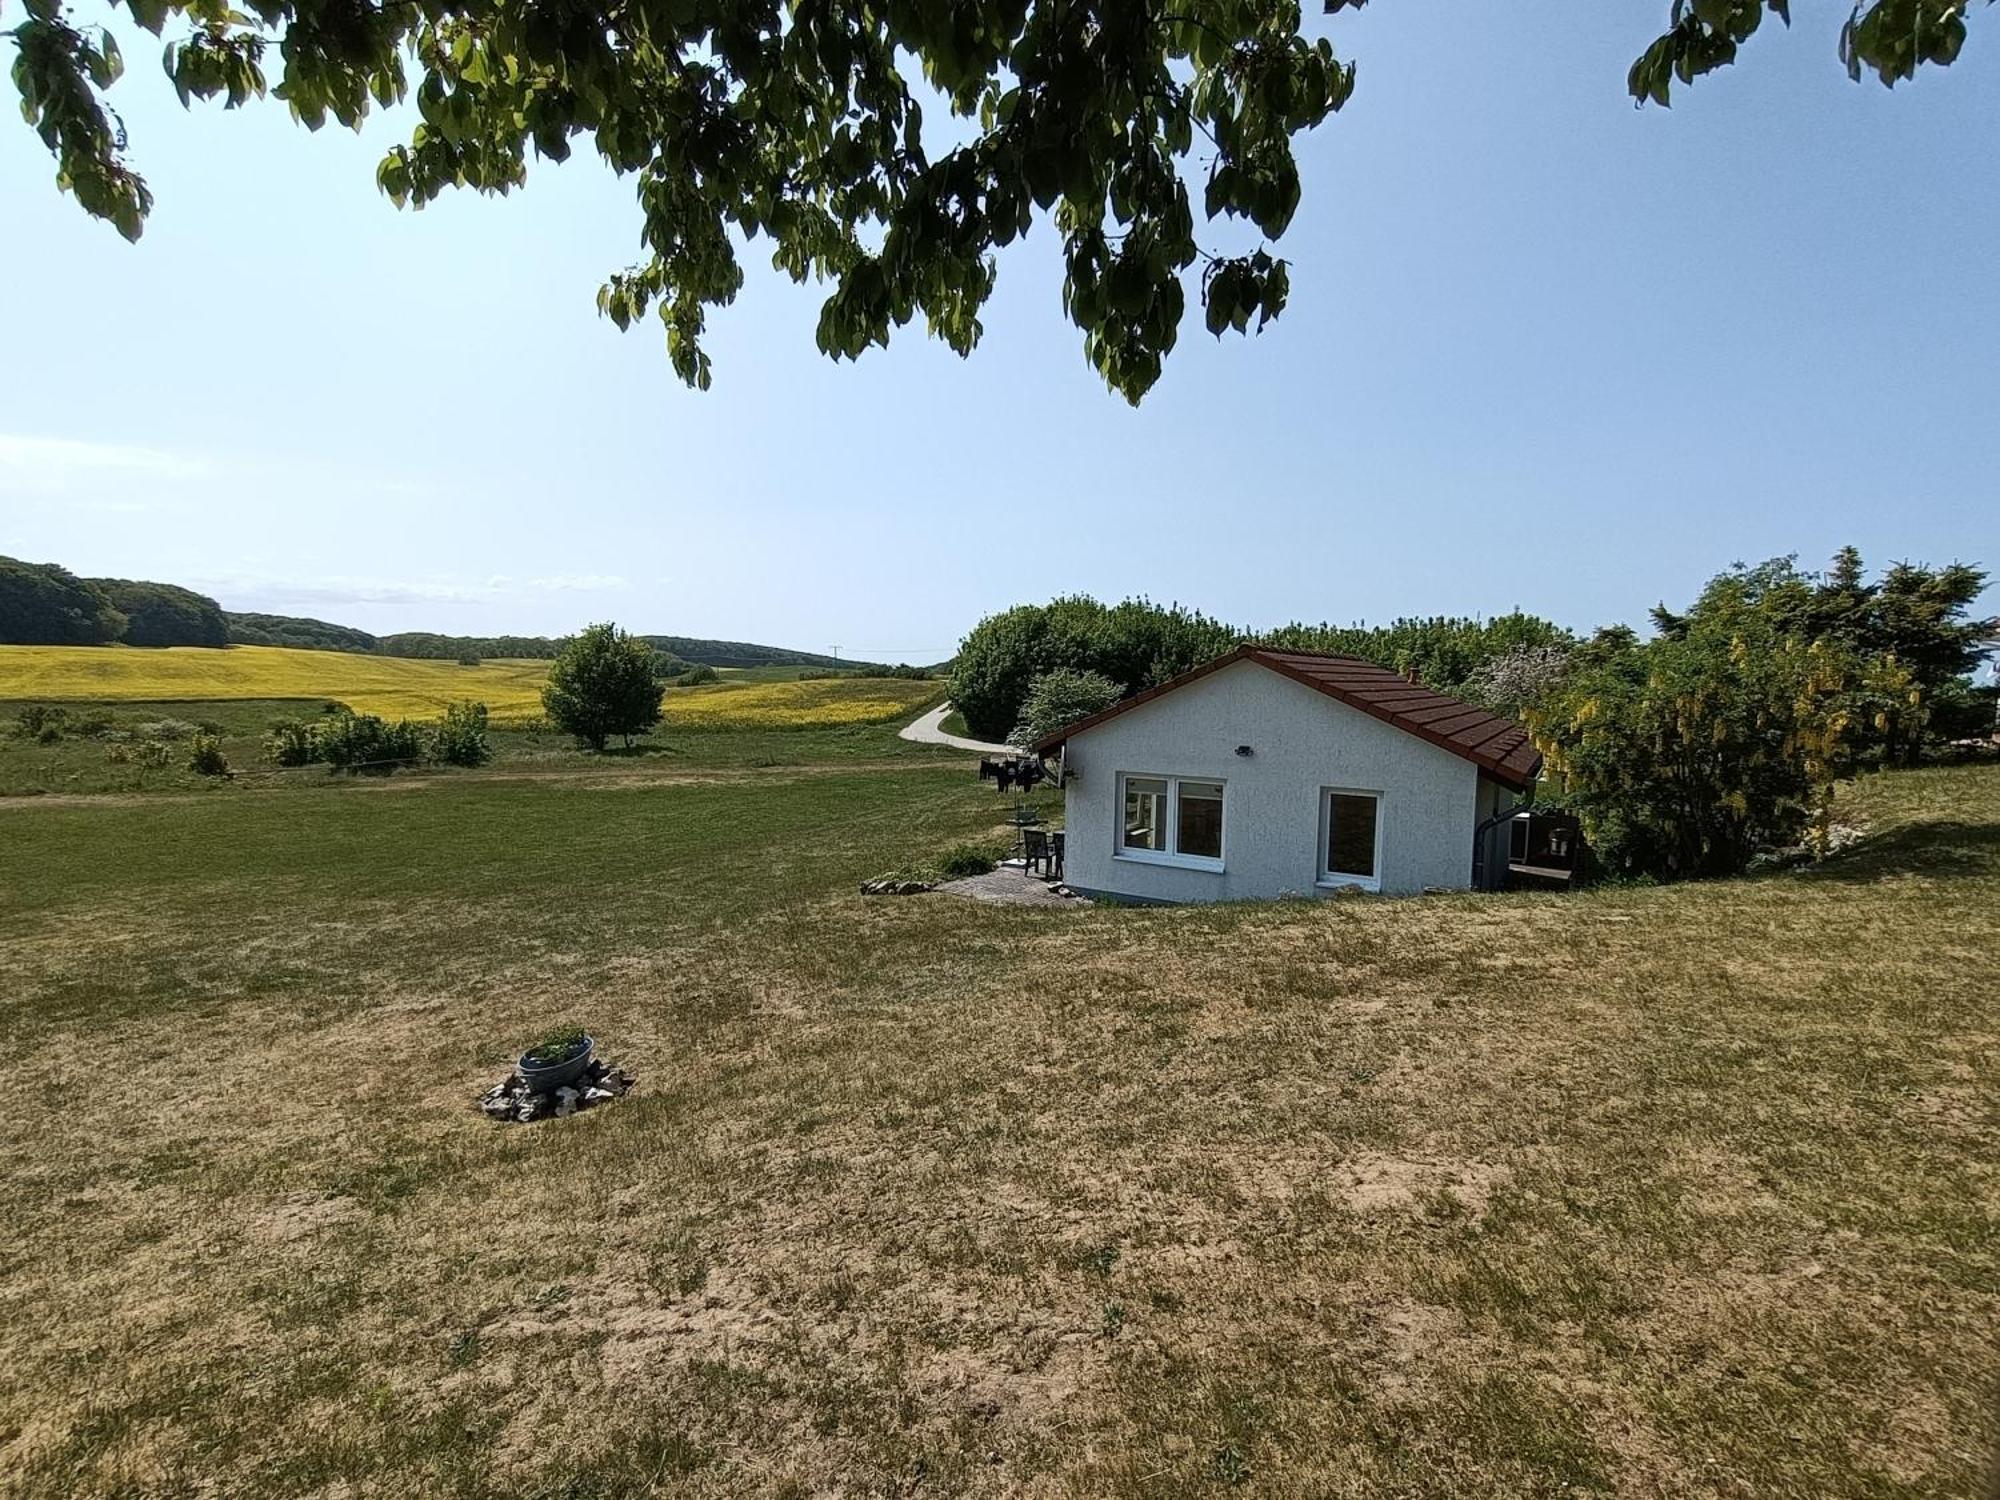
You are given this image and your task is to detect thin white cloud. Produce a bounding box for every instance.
[0,433,212,490]
[0,432,441,506]
[527,573,629,592]
[186,572,630,611]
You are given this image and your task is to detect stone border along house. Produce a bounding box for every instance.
[1031,646,1543,904]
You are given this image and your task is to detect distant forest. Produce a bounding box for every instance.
[0,556,872,670]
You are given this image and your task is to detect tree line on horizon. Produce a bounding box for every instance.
[0,555,872,671]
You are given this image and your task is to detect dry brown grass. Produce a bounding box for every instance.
[0,762,1994,1498]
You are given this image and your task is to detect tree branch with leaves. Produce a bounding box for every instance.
[9,0,1981,398]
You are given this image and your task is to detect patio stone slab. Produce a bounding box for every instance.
[934,863,1089,908]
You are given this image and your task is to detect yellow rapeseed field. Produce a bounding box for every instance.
[0,644,553,721]
[0,645,939,729]
[660,675,938,729]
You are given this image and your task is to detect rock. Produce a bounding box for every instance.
[1748,846,1815,873]
[481,1054,632,1122]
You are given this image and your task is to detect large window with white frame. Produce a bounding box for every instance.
[1319,788,1383,890]
[1118,774,1225,869]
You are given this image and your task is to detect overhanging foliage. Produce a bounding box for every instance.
[9,0,1979,398]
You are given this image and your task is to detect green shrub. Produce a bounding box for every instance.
[316,712,424,774]
[1010,667,1122,748]
[429,701,492,767]
[675,664,721,687]
[264,720,321,767]
[852,663,930,679]
[12,705,67,740]
[386,718,424,763]
[134,740,173,769]
[188,734,230,777]
[936,844,997,879]
[103,743,130,764]
[1532,617,1918,879]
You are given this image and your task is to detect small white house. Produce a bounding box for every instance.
[1033,646,1542,904]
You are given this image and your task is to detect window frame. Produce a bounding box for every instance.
[1115,772,1227,873]
[1317,786,1385,892]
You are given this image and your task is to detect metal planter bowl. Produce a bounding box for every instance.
[516,1035,595,1094]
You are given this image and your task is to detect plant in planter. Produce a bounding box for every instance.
[517,1025,595,1093]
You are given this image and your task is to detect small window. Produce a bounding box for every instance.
[1117,774,1225,869]
[1322,789,1381,886]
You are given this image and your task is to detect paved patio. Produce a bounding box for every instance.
[934,861,1089,908]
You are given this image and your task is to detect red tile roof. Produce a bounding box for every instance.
[1031,646,1543,790]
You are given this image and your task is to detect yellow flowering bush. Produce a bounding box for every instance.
[1529,621,1920,879]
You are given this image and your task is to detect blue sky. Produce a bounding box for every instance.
[3,4,1994,662]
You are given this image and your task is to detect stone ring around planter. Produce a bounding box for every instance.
[480,1047,636,1124]
[517,1034,595,1094]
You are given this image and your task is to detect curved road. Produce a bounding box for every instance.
[899,703,1013,755]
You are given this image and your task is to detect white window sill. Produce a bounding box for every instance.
[1316,875,1381,893]
[1115,849,1225,874]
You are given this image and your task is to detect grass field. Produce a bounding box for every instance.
[0,700,955,797]
[0,646,939,731]
[0,754,1994,1497]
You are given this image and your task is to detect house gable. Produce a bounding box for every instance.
[1052,656,1488,901]
[1034,646,1540,791]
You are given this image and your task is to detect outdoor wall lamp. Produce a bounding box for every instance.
[1235,745,1254,757]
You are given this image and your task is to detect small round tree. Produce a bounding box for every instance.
[542,623,665,751]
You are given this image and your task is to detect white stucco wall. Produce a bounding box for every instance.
[1058,660,1485,902]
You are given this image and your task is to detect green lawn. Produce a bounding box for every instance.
[0,753,1993,1497]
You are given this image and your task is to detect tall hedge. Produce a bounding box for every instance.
[947,597,1238,742]
[1257,612,1575,692]
[947,597,1572,742]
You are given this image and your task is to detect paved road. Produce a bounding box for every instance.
[899,703,1013,755]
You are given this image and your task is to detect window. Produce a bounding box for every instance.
[1176,780,1224,859]
[1321,789,1382,888]
[1117,774,1225,869]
